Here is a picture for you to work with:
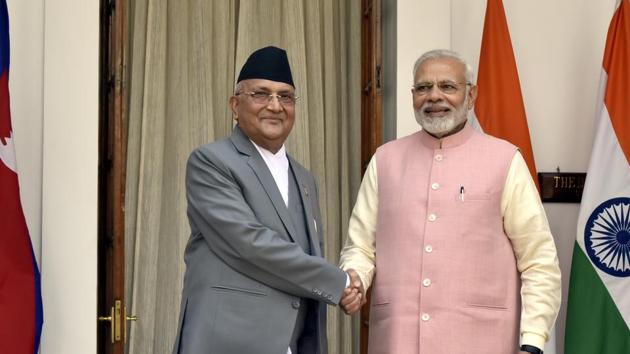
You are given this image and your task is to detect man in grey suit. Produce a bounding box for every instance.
[173,46,364,354]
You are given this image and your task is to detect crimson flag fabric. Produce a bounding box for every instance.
[473,0,539,188]
[0,0,44,352]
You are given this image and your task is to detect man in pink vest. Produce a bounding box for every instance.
[339,49,561,354]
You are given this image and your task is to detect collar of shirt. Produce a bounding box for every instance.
[250,140,290,207]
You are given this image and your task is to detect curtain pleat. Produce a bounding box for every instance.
[125,1,361,353]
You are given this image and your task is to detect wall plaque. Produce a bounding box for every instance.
[538,172,586,203]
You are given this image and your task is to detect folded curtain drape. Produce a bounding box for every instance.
[125,1,361,353]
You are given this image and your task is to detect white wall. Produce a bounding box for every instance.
[8,0,99,353]
[397,1,617,353]
[396,0,451,137]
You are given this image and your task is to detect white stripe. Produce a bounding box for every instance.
[0,130,17,172]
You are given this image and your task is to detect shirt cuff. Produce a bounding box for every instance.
[345,273,350,287]
[521,332,546,351]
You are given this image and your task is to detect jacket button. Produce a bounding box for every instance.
[292,301,300,309]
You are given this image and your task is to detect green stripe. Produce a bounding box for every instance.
[565,243,630,353]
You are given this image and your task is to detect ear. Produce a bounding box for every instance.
[229,96,239,121]
[467,85,478,110]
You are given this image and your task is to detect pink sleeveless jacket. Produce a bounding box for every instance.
[369,124,520,354]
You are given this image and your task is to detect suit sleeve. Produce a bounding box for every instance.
[186,147,347,304]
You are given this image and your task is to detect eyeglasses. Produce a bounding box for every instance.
[411,81,471,96]
[236,91,299,106]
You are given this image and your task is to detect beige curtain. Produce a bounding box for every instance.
[125,1,361,353]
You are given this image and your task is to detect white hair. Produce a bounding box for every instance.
[412,49,474,84]
[234,81,244,94]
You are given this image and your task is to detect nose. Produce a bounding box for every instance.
[426,85,443,102]
[266,95,283,112]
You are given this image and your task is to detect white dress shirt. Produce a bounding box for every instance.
[250,140,289,207]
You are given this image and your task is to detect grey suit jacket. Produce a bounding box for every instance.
[173,126,347,354]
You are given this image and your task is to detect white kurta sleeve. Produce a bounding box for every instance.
[501,152,562,349]
[339,155,378,290]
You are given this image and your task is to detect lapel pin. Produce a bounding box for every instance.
[303,185,309,197]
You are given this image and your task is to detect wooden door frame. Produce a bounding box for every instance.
[361,0,382,173]
[360,0,382,352]
[97,0,128,353]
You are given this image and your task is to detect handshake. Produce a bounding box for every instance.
[340,269,367,315]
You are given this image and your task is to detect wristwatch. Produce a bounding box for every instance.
[520,344,543,354]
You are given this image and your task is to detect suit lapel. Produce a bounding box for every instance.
[289,157,322,257]
[230,126,298,242]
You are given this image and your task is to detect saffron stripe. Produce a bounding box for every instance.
[603,0,630,163]
[474,0,539,188]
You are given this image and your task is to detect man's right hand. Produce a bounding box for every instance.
[340,269,366,315]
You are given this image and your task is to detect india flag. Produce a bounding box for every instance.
[565,0,630,352]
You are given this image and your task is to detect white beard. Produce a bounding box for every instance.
[415,97,469,137]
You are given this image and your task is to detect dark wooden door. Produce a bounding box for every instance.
[97,1,135,353]
[360,0,382,353]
